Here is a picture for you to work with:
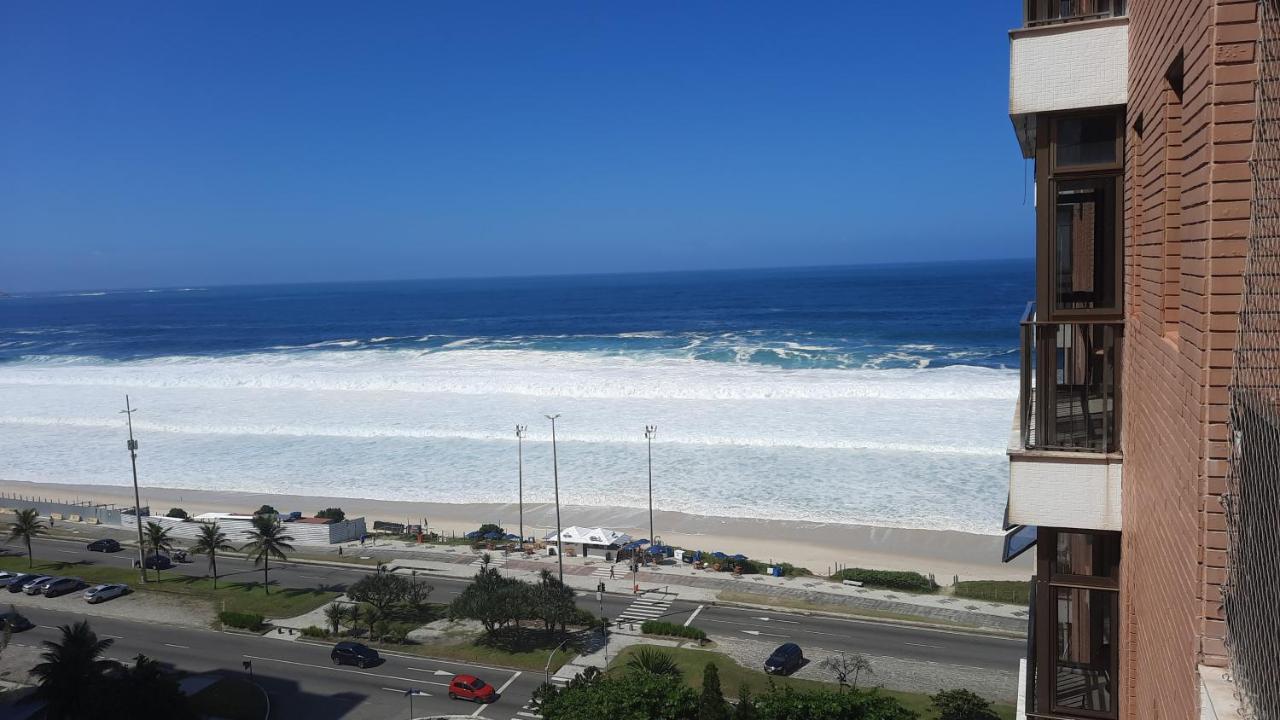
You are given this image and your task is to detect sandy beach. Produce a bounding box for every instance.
[0,478,1029,580]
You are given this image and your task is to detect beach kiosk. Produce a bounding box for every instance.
[543,526,631,559]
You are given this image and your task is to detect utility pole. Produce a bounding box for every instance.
[516,424,527,550]
[645,425,657,550]
[120,395,147,583]
[545,414,564,583]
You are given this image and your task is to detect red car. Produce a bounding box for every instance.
[447,674,497,703]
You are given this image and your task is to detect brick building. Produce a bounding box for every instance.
[1003,1,1277,719]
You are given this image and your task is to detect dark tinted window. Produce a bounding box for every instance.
[1056,115,1118,167]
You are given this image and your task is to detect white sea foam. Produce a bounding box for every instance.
[0,348,1017,534]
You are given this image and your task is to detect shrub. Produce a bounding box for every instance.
[640,620,707,641]
[219,611,265,631]
[830,568,938,593]
[316,507,346,522]
[743,559,812,577]
[254,505,277,516]
[952,580,1031,605]
[165,508,189,520]
[930,689,1001,720]
[300,625,328,638]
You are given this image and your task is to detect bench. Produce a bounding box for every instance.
[68,514,83,523]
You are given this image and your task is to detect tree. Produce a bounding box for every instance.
[532,569,577,632]
[625,647,682,679]
[190,522,235,588]
[347,568,411,617]
[448,566,528,633]
[165,508,188,519]
[142,521,175,582]
[8,508,46,568]
[537,669,697,720]
[477,523,505,535]
[364,605,383,639]
[818,652,874,690]
[316,507,346,522]
[697,663,731,720]
[255,504,277,516]
[106,654,195,718]
[31,621,118,719]
[732,687,758,720]
[753,685,917,720]
[241,514,294,594]
[345,603,361,634]
[930,689,1000,720]
[405,574,434,611]
[324,603,346,635]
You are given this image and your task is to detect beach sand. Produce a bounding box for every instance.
[0,478,1031,581]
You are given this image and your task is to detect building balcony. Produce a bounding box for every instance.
[1009,3,1128,157]
[1006,303,1123,531]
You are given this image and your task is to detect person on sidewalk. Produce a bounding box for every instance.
[609,565,615,579]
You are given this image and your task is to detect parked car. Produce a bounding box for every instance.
[21,576,55,596]
[84,583,129,604]
[764,643,805,675]
[143,554,173,570]
[87,539,121,553]
[0,610,33,632]
[330,642,379,668]
[6,574,39,593]
[0,571,22,587]
[448,674,498,703]
[44,577,86,598]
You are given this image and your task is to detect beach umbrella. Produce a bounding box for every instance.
[732,554,748,561]
[711,551,727,559]
[483,531,502,540]
[633,538,650,545]
[504,533,520,541]
[465,531,482,540]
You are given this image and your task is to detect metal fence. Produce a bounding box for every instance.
[1024,0,1127,27]
[0,491,143,526]
[1223,1,1280,717]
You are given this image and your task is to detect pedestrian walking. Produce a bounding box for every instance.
[609,565,615,579]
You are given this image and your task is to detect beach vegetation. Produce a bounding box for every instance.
[7,508,46,568]
[218,610,266,631]
[626,647,683,678]
[241,515,295,594]
[476,523,505,535]
[829,568,939,593]
[254,504,278,516]
[190,521,235,589]
[951,581,1030,605]
[316,507,346,522]
[641,620,708,642]
[929,689,1001,720]
[301,625,327,638]
[142,521,176,582]
[165,507,189,519]
[323,602,345,634]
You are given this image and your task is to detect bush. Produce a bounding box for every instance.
[931,689,1000,720]
[316,507,346,522]
[640,620,707,641]
[165,508,189,520]
[743,559,812,577]
[300,625,328,638]
[830,568,938,593]
[952,580,1031,605]
[254,505,277,516]
[219,611,266,631]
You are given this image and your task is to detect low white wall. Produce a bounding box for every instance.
[121,515,366,545]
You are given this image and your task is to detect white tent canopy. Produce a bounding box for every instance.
[543,525,631,547]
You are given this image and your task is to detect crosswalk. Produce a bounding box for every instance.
[616,593,675,623]
[590,565,618,579]
[510,701,543,719]
[470,553,508,568]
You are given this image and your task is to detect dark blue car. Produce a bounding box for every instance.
[764,643,804,675]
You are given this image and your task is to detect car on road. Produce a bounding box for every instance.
[330,642,379,668]
[6,574,40,593]
[0,610,33,632]
[448,674,498,703]
[144,554,173,570]
[21,576,55,596]
[764,642,805,675]
[87,539,121,553]
[43,577,86,598]
[84,583,129,604]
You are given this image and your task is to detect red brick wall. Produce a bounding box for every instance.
[1122,1,1253,719]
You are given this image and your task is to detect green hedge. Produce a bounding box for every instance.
[640,620,707,641]
[300,625,329,638]
[830,568,938,593]
[952,580,1031,605]
[219,611,266,631]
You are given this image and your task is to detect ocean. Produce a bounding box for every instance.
[0,260,1031,535]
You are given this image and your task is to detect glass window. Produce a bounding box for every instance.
[1056,115,1118,168]
[1053,588,1116,715]
[1054,178,1118,312]
[1053,532,1120,579]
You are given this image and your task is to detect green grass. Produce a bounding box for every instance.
[609,646,1015,720]
[188,677,269,720]
[0,556,338,619]
[373,637,575,673]
[951,581,1030,606]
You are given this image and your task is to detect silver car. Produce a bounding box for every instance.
[22,576,54,595]
[83,583,128,604]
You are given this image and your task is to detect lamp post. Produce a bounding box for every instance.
[516,425,527,549]
[644,425,657,552]
[120,395,147,584]
[545,414,564,583]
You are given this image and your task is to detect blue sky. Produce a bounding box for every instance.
[1,1,1030,292]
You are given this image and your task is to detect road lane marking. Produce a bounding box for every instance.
[300,575,326,580]
[753,616,799,624]
[494,670,522,696]
[741,630,786,637]
[903,642,944,649]
[242,654,449,686]
[407,667,455,676]
[382,687,433,696]
[684,605,704,627]
[163,643,190,649]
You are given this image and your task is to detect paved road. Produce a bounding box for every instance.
[21,536,1025,674]
[4,604,541,719]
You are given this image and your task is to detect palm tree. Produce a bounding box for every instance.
[111,654,195,717]
[625,647,682,678]
[190,522,235,588]
[323,603,345,635]
[142,522,175,582]
[241,515,294,594]
[31,620,118,719]
[7,509,46,569]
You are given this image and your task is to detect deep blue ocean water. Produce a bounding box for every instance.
[0,260,1032,534]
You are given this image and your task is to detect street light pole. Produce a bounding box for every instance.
[120,395,147,584]
[516,425,527,550]
[545,414,563,584]
[644,425,657,550]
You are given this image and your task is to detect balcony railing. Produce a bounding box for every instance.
[1019,302,1122,453]
[1024,0,1127,27]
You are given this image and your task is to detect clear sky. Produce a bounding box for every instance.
[1,1,1031,292]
